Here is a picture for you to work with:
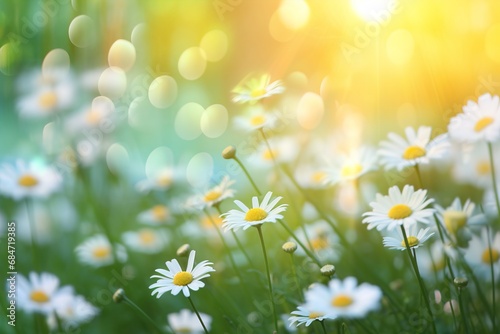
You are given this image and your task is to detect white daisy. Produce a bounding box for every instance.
[291,220,339,262]
[0,160,62,200]
[47,293,99,330]
[362,185,435,231]
[233,107,278,132]
[378,126,449,171]
[434,198,487,246]
[17,272,74,315]
[483,185,500,217]
[137,205,171,225]
[304,277,382,318]
[65,96,115,133]
[324,146,378,185]
[167,309,212,334]
[417,241,455,280]
[382,225,434,251]
[221,191,288,232]
[136,167,175,193]
[294,164,328,189]
[186,175,236,210]
[122,228,169,254]
[464,228,500,280]
[448,93,500,143]
[17,72,75,118]
[451,142,500,189]
[232,73,285,104]
[288,305,336,327]
[75,234,127,268]
[149,250,215,298]
[250,136,298,167]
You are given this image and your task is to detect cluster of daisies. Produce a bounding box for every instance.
[2,60,500,333]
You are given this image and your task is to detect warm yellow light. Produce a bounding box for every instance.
[351,0,395,21]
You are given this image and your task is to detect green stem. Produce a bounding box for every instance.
[204,209,246,286]
[487,142,500,227]
[414,164,424,189]
[400,226,437,334]
[255,225,278,333]
[233,156,261,196]
[25,199,40,271]
[457,288,470,334]
[215,204,255,267]
[486,226,497,333]
[187,296,209,334]
[319,320,328,334]
[289,253,304,301]
[123,295,167,334]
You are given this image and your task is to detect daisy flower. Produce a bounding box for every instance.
[233,107,278,132]
[122,228,169,254]
[75,234,127,268]
[250,136,298,167]
[291,220,339,262]
[434,198,487,246]
[324,146,377,185]
[232,73,285,104]
[464,228,500,280]
[294,164,328,189]
[451,143,500,189]
[304,277,382,318]
[448,93,500,143]
[378,126,449,171]
[136,167,175,193]
[417,241,455,280]
[382,225,434,251]
[17,272,74,315]
[288,305,336,328]
[167,309,212,333]
[137,205,171,225]
[65,96,115,133]
[362,185,435,231]
[221,191,288,232]
[149,250,215,298]
[16,72,75,118]
[47,293,99,330]
[0,160,62,200]
[186,175,236,209]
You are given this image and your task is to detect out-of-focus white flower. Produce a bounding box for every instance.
[75,234,127,268]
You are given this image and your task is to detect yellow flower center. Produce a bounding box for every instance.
[201,215,223,229]
[176,328,191,333]
[157,174,172,187]
[39,91,58,109]
[387,204,413,219]
[30,290,50,303]
[432,258,446,272]
[92,246,110,259]
[173,271,193,286]
[443,211,467,233]
[476,161,491,176]
[250,88,267,98]
[311,237,329,251]
[245,207,268,221]
[308,311,323,319]
[474,117,494,132]
[152,205,168,221]
[332,294,353,307]
[402,145,426,160]
[139,230,155,244]
[204,190,222,202]
[340,163,363,178]
[400,236,419,248]
[482,248,500,264]
[86,109,101,125]
[18,174,39,187]
[262,148,278,161]
[311,171,326,183]
[250,115,266,126]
